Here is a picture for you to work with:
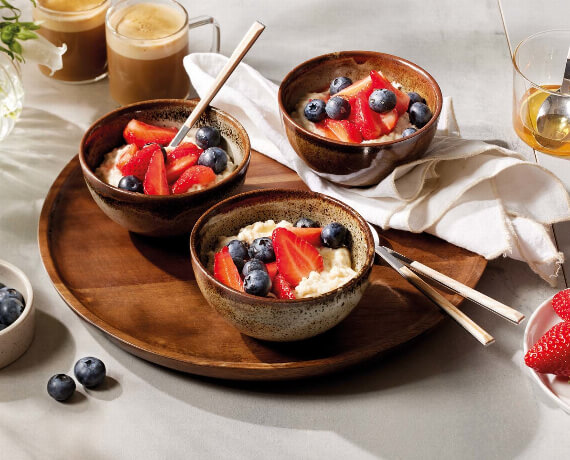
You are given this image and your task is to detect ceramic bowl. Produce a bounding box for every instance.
[190,189,375,342]
[0,260,34,369]
[278,51,443,187]
[79,99,251,237]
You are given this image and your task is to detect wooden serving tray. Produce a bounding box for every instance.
[38,151,486,380]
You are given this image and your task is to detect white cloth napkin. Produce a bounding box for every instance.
[184,53,570,285]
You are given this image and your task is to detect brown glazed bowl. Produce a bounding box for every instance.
[79,99,251,237]
[190,189,375,342]
[278,51,443,187]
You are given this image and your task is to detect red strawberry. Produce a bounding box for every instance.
[167,142,202,162]
[171,165,216,194]
[314,120,340,140]
[116,143,138,171]
[552,289,570,321]
[336,75,373,99]
[378,108,399,133]
[324,119,363,143]
[165,152,200,183]
[265,261,278,281]
[272,227,324,287]
[143,151,170,196]
[271,273,296,300]
[123,119,178,148]
[214,247,244,291]
[289,227,322,246]
[348,92,384,140]
[369,70,410,115]
[119,143,161,180]
[524,322,570,376]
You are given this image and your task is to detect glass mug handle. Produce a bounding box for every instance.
[187,15,221,53]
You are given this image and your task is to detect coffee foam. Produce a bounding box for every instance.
[35,0,108,33]
[106,3,188,60]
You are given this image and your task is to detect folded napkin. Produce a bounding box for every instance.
[184,53,570,285]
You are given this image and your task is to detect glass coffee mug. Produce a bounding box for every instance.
[106,0,220,106]
[34,0,110,83]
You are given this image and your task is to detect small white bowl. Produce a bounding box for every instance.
[524,294,570,414]
[0,260,35,369]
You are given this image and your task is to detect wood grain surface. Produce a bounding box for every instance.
[38,151,487,380]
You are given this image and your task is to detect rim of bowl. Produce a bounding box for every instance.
[190,188,376,305]
[512,28,570,97]
[277,50,443,148]
[0,259,34,336]
[79,99,251,201]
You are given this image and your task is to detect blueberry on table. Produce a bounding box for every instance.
[295,217,319,228]
[409,102,433,128]
[0,287,24,305]
[402,127,417,137]
[197,147,228,174]
[118,175,143,193]
[47,374,76,402]
[329,76,353,95]
[248,237,275,263]
[0,298,25,326]
[195,126,221,149]
[325,96,351,120]
[242,259,267,277]
[244,269,272,297]
[321,222,348,249]
[303,99,327,123]
[74,357,106,388]
[226,239,249,271]
[369,89,397,113]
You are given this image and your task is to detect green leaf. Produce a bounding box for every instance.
[16,29,37,40]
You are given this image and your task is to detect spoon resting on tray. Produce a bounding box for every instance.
[169,21,265,148]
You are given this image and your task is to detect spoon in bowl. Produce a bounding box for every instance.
[169,21,265,148]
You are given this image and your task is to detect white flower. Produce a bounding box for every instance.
[21,35,66,75]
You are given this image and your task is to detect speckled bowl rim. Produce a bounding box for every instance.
[79,99,251,201]
[278,50,443,148]
[190,188,376,305]
[0,259,34,335]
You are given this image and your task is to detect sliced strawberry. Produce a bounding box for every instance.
[289,227,322,246]
[324,119,363,143]
[313,120,339,140]
[272,227,324,287]
[171,165,216,194]
[119,143,161,180]
[167,142,202,162]
[116,143,138,171]
[271,273,296,300]
[336,75,373,99]
[143,151,169,196]
[165,152,200,183]
[265,261,278,281]
[123,119,178,148]
[348,92,384,140]
[524,322,570,376]
[370,70,410,115]
[378,108,399,134]
[214,247,244,292]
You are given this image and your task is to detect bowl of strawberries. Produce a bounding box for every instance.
[278,51,442,187]
[79,99,251,237]
[190,189,375,342]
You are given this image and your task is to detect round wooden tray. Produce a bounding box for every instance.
[38,151,487,380]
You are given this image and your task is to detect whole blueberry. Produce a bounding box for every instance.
[197,147,228,174]
[0,323,7,331]
[248,237,275,263]
[295,217,319,228]
[74,357,106,388]
[409,102,433,128]
[244,269,272,297]
[303,99,327,123]
[369,89,397,113]
[226,240,249,271]
[0,287,24,305]
[242,259,267,277]
[407,92,426,112]
[329,76,353,95]
[47,374,76,402]
[0,298,25,326]
[325,96,351,120]
[118,175,143,193]
[321,222,348,249]
[402,127,417,137]
[195,126,221,149]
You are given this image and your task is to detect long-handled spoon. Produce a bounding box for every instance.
[169,21,265,148]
